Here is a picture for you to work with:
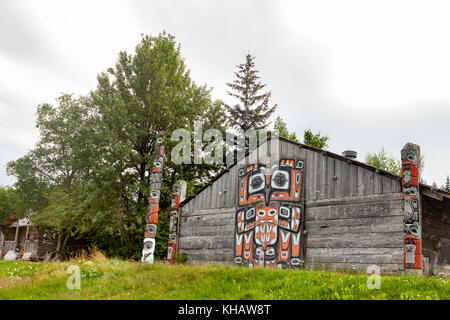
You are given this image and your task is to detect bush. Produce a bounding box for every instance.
[175,252,188,264]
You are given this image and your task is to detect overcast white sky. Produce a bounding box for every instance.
[1,0,449,187]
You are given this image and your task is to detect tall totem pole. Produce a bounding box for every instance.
[401,143,422,271]
[142,132,165,264]
[167,180,187,263]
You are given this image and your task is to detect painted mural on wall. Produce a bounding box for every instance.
[142,133,165,264]
[401,143,422,269]
[167,183,181,263]
[234,159,305,269]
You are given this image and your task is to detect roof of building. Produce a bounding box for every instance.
[0,214,33,228]
[181,136,450,206]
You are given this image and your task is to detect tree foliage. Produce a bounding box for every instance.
[365,148,425,177]
[273,116,299,142]
[6,32,226,260]
[222,54,277,133]
[303,129,329,149]
[0,187,18,223]
[365,148,402,175]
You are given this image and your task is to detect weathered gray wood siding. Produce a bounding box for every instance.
[422,195,450,270]
[304,193,404,273]
[179,140,404,271]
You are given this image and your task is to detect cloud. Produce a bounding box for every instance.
[0,0,449,188]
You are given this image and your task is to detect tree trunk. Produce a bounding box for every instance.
[61,232,70,251]
[56,232,63,252]
[54,232,63,261]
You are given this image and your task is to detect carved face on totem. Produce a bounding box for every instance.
[146,190,160,224]
[144,223,157,238]
[234,159,305,269]
[152,136,165,173]
[142,238,155,263]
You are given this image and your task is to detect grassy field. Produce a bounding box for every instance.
[0,255,449,300]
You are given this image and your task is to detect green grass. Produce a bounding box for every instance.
[0,259,448,300]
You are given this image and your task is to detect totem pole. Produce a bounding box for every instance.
[142,132,165,264]
[167,180,187,263]
[401,143,422,270]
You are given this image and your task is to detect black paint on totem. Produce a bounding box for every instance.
[234,159,305,269]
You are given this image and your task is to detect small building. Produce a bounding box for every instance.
[176,137,450,275]
[0,214,57,260]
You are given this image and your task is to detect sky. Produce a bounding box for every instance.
[1,0,449,187]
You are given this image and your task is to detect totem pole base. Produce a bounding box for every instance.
[403,269,423,276]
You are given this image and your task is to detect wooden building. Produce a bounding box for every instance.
[176,137,450,275]
[0,214,57,260]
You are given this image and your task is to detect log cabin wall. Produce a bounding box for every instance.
[178,139,404,273]
[421,195,450,271]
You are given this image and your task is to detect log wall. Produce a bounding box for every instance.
[179,139,405,272]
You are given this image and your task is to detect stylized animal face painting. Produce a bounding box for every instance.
[144,223,157,238]
[401,146,421,269]
[235,159,305,269]
[142,238,155,264]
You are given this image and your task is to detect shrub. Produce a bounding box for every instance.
[175,252,188,264]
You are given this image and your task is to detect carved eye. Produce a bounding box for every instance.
[156,137,163,144]
[271,170,289,189]
[154,161,162,168]
[249,173,265,193]
[404,224,419,236]
[251,176,263,189]
[257,210,266,217]
[403,186,417,195]
[246,208,255,220]
[150,191,159,199]
[279,206,290,218]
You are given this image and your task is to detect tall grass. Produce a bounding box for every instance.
[0,258,448,300]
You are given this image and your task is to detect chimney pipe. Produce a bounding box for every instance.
[342,150,357,159]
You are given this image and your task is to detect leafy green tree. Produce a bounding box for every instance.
[222,54,277,134]
[303,129,329,149]
[0,187,18,223]
[7,32,227,260]
[365,148,425,177]
[91,32,226,258]
[365,148,402,175]
[7,94,95,252]
[273,116,299,142]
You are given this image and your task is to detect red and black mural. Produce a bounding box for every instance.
[234,159,305,269]
[401,144,422,269]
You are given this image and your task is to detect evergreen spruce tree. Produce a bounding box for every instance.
[222,54,277,134]
[444,175,450,192]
